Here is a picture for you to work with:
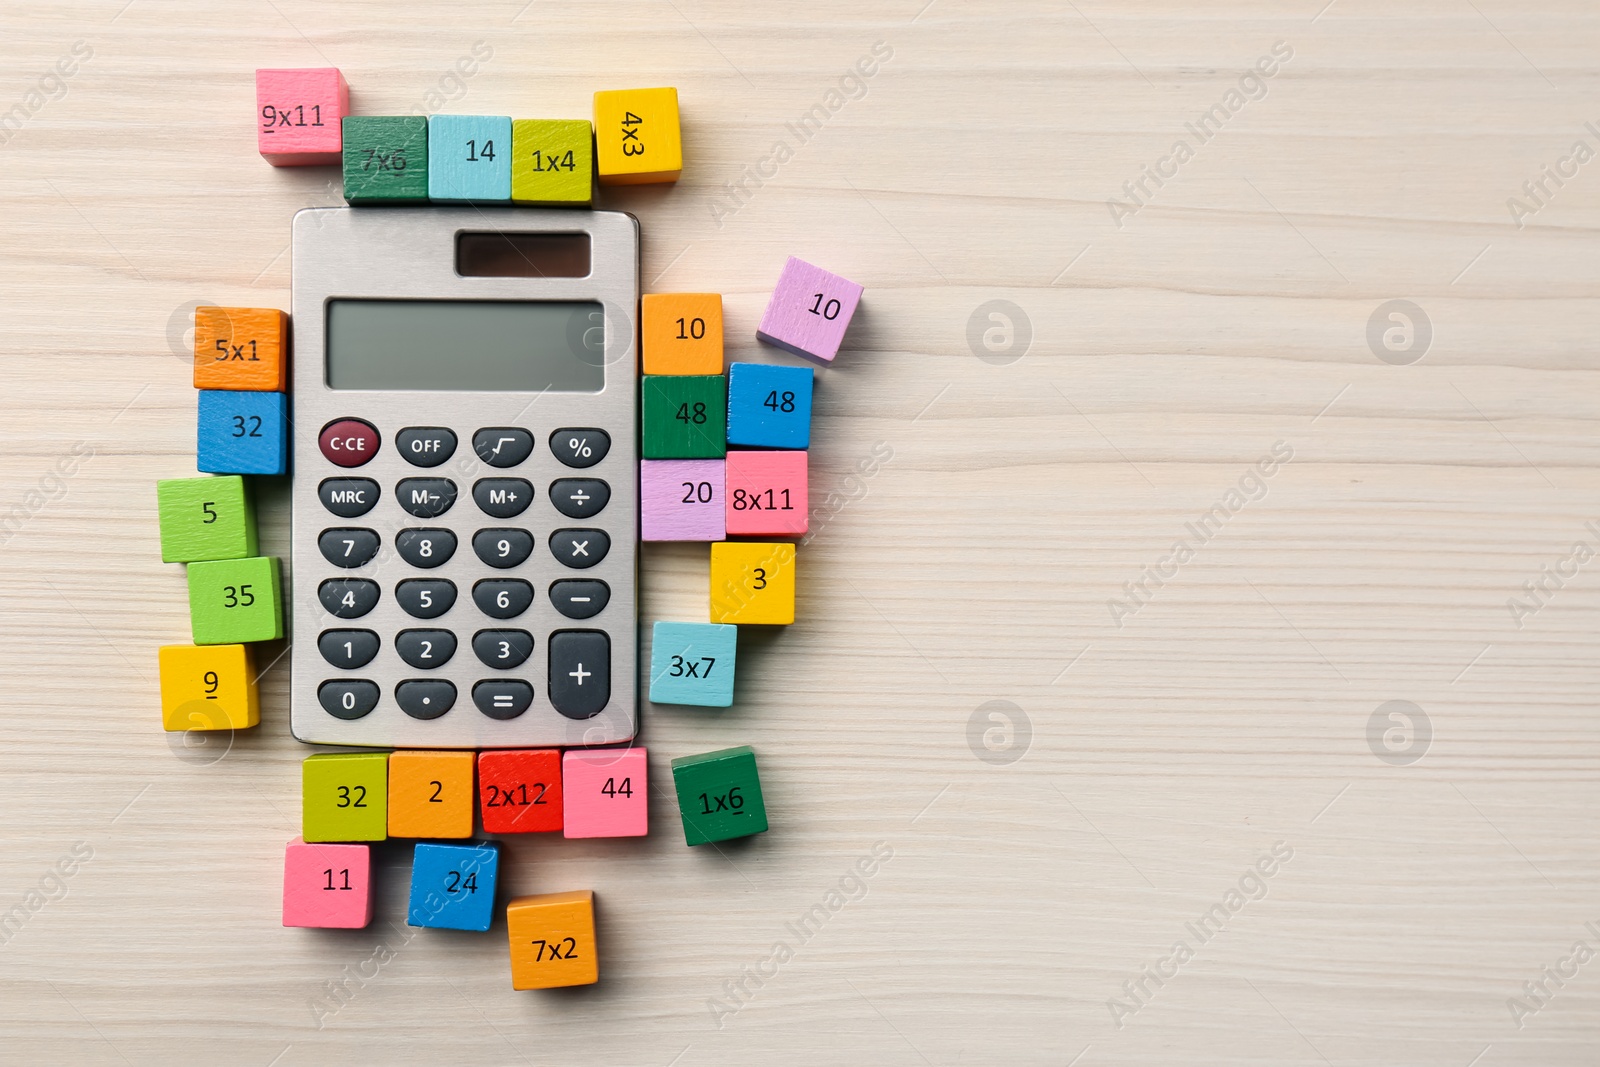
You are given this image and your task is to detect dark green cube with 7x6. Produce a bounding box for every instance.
[642,375,726,458]
[671,745,767,846]
[343,116,429,203]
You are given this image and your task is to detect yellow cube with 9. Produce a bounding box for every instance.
[593,87,681,185]
[158,644,259,731]
[710,542,796,625]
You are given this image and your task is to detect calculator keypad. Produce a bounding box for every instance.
[396,478,457,518]
[320,528,381,568]
[396,528,457,568]
[473,428,533,468]
[395,578,456,619]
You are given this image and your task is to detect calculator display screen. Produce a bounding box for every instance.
[325,299,606,392]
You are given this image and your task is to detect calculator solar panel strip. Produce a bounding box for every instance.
[289,207,639,748]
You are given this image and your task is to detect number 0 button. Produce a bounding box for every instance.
[474,528,534,569]
[396,528,457,568]
[319,679,379,720]
[319,528,380,568]
[549,529,609,569]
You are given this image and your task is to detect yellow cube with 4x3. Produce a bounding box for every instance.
[593,87,681,185]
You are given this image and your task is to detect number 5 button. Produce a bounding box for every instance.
[549,529,609,569]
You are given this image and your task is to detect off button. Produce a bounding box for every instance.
[319,418,380,468]
[397,427,457,468]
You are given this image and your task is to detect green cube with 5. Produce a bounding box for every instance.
[156,475,256,563]
[670,745,767,846]
[187,556,283,644]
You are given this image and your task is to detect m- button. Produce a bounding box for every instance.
[319,419,380,468]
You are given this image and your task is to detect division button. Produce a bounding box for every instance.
[550,428,610,468]
[396,477,458,518]
[548,478,609,520]
[319,477,380,518]
[395,679,456,720]
[396,427,457,468]
[319,578,380,619]
[319,528,380,568]
[549,579,609,620]
[395,579,456,619]
[395,528,457,568]
[473,428,534,468]
[474,528,534,569]
[319,418,380,468]
[548,630,610,719]
[318,629,380,670]
[549,528,610,569]
[473,629,533,669]
[473,679,534,720]
[318,679,380,720]
[473,579,534,620]
[473,478,533,519]
[395,628,457,669]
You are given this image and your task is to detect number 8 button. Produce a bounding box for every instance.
[396,528,457,568]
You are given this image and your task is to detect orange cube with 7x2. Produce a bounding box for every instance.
[642,293,723,375]
[594,87,681,185]
[507,890,599,989]
[193,307,288,391]
[388,750,475,838]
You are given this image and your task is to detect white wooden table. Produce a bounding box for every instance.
[1,2,1597,1063]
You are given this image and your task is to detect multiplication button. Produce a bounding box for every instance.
[549,479,609,519]
[396,478,457,518]
[473,680,533,720]
[550,428,609,468]
[397,427,457,468]
[473,478,533,518]
[549,528,610,569]
[474,428,533,468]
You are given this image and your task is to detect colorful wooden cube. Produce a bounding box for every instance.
[640,459,725,542]
[158,643,259,731]
[193,307,288,391]
[343,116,430,203]
[187,556,283,644]
[642,293,723,375]
[388,750,475,838]
[282,838,373,928]
[197,390,289,476]
[593,87,681,185]
[302,752,389,843]
[562,748,647,838]
[642,375,726,459]
[256,68,348,166]
[649,622,736,707]
[428,114,512,202]
[408,841,499,932]
[670,745,768,846]
[510,119,593,204]
[710,542,795,625]
[157,475,256,563]
[726,361,814,449]
[757,256,864,363]
[506,890,598,989]
[725,451,807,538]
[478,750,563,834]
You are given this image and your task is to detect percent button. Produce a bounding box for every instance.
[549,428,609,469]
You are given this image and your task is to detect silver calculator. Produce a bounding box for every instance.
[288,207,639,749]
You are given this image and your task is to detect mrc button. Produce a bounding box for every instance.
[319,418,380,468]
[397,427,457,467]
[319,478,379,518]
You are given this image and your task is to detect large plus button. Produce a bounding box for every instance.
[549,631,609,719]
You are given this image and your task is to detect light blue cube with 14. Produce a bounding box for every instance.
[726,362,814,449]
[650,621,738,707]
[197,390,288,475]
[427,115,512,202]
[407,841,499,931]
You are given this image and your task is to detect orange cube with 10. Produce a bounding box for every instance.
[594,88,681,185]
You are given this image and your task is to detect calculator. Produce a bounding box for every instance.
[288,207,639,749]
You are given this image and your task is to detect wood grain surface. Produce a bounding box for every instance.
[2,2,1598,1064]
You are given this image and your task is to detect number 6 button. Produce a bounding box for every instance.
[549,529,609,569]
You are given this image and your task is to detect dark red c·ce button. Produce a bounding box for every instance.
[319,418,380,468]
